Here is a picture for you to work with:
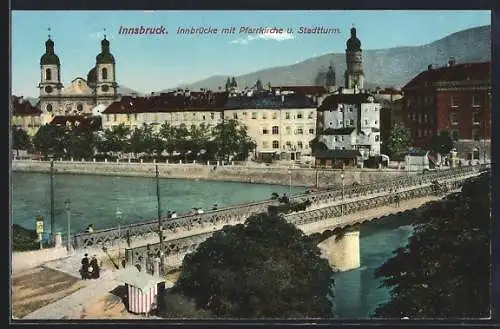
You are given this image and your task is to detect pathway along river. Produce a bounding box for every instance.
[12,172,414,318]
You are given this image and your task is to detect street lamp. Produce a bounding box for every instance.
[340,173,345,216]
[64,199,72,252]
[116,208,122,258]
[288,169,292,196]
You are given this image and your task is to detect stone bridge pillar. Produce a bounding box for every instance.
[317,229,360,272]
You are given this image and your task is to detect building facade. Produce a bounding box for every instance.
[402,60,491,158]
[38,33,119,123]
[375,88,404,143]
[316,92,381,159]
[11,96,44,136]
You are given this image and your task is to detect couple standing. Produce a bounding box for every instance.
[80,253,100,280]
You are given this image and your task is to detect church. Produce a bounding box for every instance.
[38,31,119,124]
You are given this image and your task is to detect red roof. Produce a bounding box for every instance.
[403,62,491,90]
[11,97,42,116]
[270,85,328,95]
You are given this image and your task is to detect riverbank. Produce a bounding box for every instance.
[12,160,410,187]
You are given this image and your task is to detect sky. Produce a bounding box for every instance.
[12,10,490,97]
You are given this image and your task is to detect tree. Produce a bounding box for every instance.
[33,124,70,158]
[430,130,454,155]
[166,213,334,318]
[383,124,412,160]
[12,127,32,156]
[212,119,256,162]
[373,173,490,318]
[67,123,96,160]
[129,123,156,157]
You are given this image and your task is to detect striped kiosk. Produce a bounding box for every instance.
[114,267,174,316]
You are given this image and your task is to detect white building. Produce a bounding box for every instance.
[315,92,381,159]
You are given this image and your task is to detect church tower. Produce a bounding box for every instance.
[344,27,364,90]
[38,29,63,115]
[95,32,118,107]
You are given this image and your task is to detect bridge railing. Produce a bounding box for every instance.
[73,164,489,249]
[124,169,487,265]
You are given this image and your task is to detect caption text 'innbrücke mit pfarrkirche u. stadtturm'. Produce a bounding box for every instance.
[118,26,341,35]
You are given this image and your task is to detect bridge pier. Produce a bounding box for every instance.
[317,229,360,272]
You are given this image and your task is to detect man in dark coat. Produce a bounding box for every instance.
[80,253,89,280]
[89,255,100,279]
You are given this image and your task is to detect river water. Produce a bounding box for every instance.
[12,172,413,318]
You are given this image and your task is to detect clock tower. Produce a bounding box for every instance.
[344,26,365,90]
[39,29,63,116]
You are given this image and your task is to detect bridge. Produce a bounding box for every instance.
[69,165,488,272]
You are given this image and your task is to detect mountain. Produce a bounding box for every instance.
[118,85,143,96]
[170,25,490,92]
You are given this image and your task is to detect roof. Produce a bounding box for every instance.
[270,85,328,95]
[403,62,491,90]
[313,149,361,159]
[11,97,42,116]
[318,93,375,110]
[322,127,356,135]
[407,149,429,156]
[114,267,173,293]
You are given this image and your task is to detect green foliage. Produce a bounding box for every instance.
[212,119,256,161]
[97,124,131,155]
[383,124,412,159]
[12,127,32,153]
[373,173,491,318]
[12,224,39,251]
[67,124,96,159]
[169,213,334,318]
[430,131,454,155]
[33,124,70,158]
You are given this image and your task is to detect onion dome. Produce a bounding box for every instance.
[40,37,60,66]
[96,37,115,64]
[346,27,362,52]
[87,67,97,86]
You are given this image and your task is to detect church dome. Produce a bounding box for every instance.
[87,67,97,85]
[346,27,362,52]
[40,38,60,66]
[96,37,115,64]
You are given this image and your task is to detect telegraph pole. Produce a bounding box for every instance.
[50,160,55,244]
[156,165,165,273]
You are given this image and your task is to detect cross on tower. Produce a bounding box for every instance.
[103,28,107,39]
[48,27,51,39]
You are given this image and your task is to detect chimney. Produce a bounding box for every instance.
[448,57,456,67]
[427,64,433,70]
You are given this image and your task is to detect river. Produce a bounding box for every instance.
[12,172,413,318]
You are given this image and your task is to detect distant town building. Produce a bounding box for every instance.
[38,31,119,123]
[11,96,43,136]
[374,88,404,143]
[402,60,491,158]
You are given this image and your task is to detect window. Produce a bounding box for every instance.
[451,130,459,140]
[106,114,110,121]
[450,112,458,125]
[472,112,480,124]
[340,136,344,142]
[308,112,314,119]
[297,112,303,119]
[134,114,138,120]
[424,113,428,123]
[450,95,459,108]
[113,114,117,121]
[472,95,481,107]
[338,120,343,126]
[374,120,378,125]
[285,126,292,135]
[309,128,315,134]
[192,113,196,118]
[365,120,369,125]
[272,140,279,149]
[252,112,257,119]
[349,106,354,112]
[210,112,215,120]
[233,113,238,120]
[262,128,269,134]
[472,129,481,141]
[262,113,267,119]
[334,136,339,142]
[286,141,292,148]
[46,104,53,112]
[45,68,52,81]
[328,121,333,126]
[242,112,247,116]
[285,112,290,119]
[191,124,196,130]
[262,141,269,148]
[127,114,131,121]
[297,141,303,149]
[418,114,422,124]
[202,115,206,120]
[272,112,277,119]
[375,135,380,142]
[296,128,303,135]
[272,126,279,134]
[423,129,427,137]
[417,129,422,138]
[102,68,108,80]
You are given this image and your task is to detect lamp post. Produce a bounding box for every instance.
[340,173,345,216]
[116,208,122,259]
[64,199,72,252]
[288,169,292,196]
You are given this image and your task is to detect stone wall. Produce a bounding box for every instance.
[12,160,411,187]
